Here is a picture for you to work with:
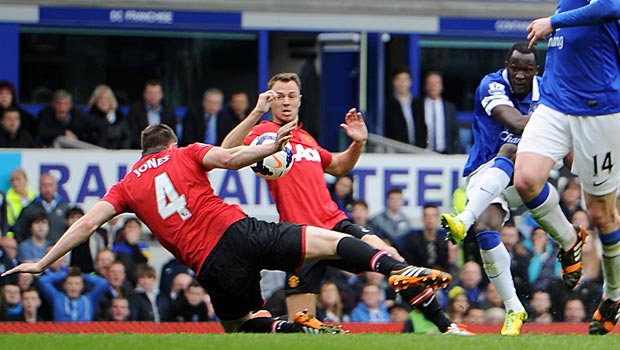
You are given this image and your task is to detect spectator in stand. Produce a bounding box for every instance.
[445,288,470,324]
[350,283,390,323]
[167,272,194,305]
[316,281,349,323]
[7,288,44,322]
[415,71,460,154]
[181,88,235,146]
[87,84,132,149]
[349,199,370,228]
[94,249,116,280]
[328,174,354,216]
[127,79,176,149]
[225,91,251,122]
[96,261,133,321]
[17,273,34,291]
[559,178,582,220]
[37,89,92,148]
[401,204,449,271]
[113,218,150,285]
[2,283,22,320]
[369,188,412,250]
[484,307,506,325]
[563,297,586,323]
[0,107,37,148]
[388,302,412,324]
[384,67,427,148]
[158,258,195,299]
[0,80,37,138]
[525,227,561,292]
[168,279,210,322]
[38,266,108,322]
[0,190,6,236]
[499,222,532,301]
[456,261,485,305]
[463,305,485,324]
[107,296,131,321]
[5,169,36,232]
[17,211,51,262]
[13,172,69,243]
[68,206,106,274]
[0,236,18,286]
[128,263,167,322]
[528,290,552,323]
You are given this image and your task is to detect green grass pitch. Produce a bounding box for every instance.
[1,333,618,350]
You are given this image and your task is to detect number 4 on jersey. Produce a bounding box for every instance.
[155,173,192,221]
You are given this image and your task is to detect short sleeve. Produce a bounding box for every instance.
[479,78,515,116]
[184,143,214,169]
[101,182,128,214]
[316,144,333,169]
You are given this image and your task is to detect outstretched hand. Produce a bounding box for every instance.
[340,108,368,142]
[1,262,44,277]
[527,17,553,48]
[274,120,296,151]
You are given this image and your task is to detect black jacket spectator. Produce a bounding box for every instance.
[400,230,449,271]
[88,107,132,149]
[37,105,90,147]
[385,93,428,148]
[167,290,210,322]
[128,288,169,321]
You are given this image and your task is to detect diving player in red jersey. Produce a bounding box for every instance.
[222,72,472,335]
[3,122,451,334]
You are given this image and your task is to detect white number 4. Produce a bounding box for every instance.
[155,173,192,221]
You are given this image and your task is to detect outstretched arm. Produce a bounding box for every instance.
[204,120,295,170]
[528,0,620,47]
[2,201,117,276]
[325,108,368,176]
[221,90,279,148]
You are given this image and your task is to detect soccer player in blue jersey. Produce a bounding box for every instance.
[515,0,620,335]
[441,42,540,335]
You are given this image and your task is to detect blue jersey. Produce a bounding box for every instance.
[463,69,542,176]
[541,0,620,116]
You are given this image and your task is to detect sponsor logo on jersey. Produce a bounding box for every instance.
[548,35,564,50]
[288,274,300,288]
[499,130,521,145]
[293,144,321,163]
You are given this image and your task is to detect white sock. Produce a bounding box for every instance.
[480,244,523,312]
[602,241,620,301]
[527,183,576,250]
[459,167,511,231]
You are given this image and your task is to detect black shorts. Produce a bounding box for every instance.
[285,219,368,295]
[196,217,304,321]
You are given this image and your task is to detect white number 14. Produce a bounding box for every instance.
[154,173,192,221]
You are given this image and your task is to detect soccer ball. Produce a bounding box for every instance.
[249,132,294,179]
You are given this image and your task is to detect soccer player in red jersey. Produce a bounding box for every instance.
[222,72,471,335]
[3,122,450,333]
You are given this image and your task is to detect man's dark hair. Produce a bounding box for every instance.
[351,199,368,209]
[140,124,177,154]
[65,206,85,219]
[506,42,538,63]
[67,266,83,278]
[391,66,412,81]
[145,79,163,89]
[386,187,403,197]
[0,81,17,104]
[422,203,439,210]
[1,107,20,119]
[28,210,49,227]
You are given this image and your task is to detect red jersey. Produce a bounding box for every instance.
[245,121,348,228]
[102,143,247,274]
